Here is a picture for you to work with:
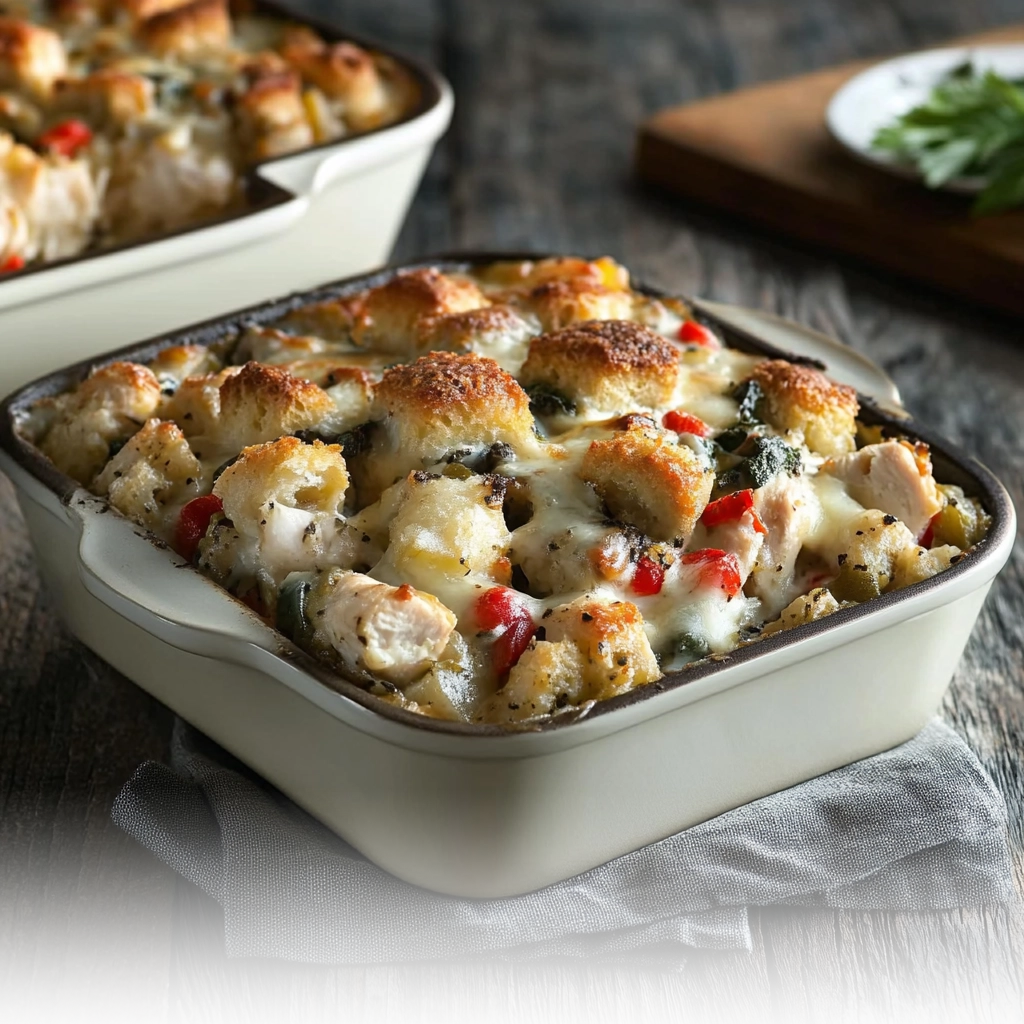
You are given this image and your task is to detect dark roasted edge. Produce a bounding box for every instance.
[0,0,444,288]
[0,251,1015,740]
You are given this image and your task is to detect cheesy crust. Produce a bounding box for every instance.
[23,257,991,727]
[0,3,417,269]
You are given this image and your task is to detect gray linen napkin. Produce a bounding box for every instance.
[112,718,1014,965]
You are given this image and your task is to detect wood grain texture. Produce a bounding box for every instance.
[2,1,1024,1021]
[636,23,1024,318]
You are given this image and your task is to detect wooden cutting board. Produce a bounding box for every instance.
[635,24,1024,319]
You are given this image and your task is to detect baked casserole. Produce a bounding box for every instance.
[20,256,992,725]
[0,0,417,269]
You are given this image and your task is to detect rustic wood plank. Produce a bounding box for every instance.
[0,486,180,1020]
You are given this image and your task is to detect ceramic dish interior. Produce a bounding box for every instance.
[0,254,1014,739]
[0,0,441,283]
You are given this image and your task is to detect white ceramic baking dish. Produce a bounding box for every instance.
[0,258,1014,898]
[0,2,452,399]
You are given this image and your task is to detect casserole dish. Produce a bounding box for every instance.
[0,1,452,398]
[0,256,1014,898]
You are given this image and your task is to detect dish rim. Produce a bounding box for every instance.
[0,251,1015,739]
[0,0,447,289]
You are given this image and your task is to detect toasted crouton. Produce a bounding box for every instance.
[0,18,67,96]
[216,361,340,453]
[136,0,231,56]
[746,359,858,456]
[354,352,535,502]
[514,278,635,332]
[278,29,390,131]
[415,305,535,357]
[581,428,713,543]
[519,319,680,414]
[52,69,154,126]
[351,268,490,354]
[543,595,660,694]
[233,69,313,160]
[38,361,161,483]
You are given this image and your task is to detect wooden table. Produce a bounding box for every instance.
[2,1,1023,1020]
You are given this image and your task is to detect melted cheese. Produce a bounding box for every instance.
[25,256,989,726]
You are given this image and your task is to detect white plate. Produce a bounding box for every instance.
[826,44,1024,194]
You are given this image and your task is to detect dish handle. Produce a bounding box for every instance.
[72,492,273,660]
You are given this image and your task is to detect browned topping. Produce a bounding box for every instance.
[527,320,677,373]
[749,359,858,418]
[219,360,329,412]
[136,0,230,55]
[377,351,530,416]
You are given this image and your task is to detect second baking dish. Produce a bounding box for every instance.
[0,1,452,397]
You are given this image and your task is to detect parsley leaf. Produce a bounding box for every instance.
[871,66,1024,214]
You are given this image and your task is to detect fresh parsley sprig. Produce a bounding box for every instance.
[871,63,1024,214]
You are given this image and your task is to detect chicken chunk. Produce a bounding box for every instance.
[212,436,355,584]
[0,131,100,263]
[822,440,942,538]
[307,568,457,686]
[93,418,202,534]
[745,473,821,615]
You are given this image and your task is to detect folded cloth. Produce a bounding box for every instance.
[112,718,1014,966]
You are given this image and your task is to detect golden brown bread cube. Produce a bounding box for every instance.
[580,428,713,544]
[514,278,635,332]
[354,352,536,502]
[52,69,155,126]
[38,361,162,483]
[519,320,680,415]
[485,595,661,722]
[415,305,535,356]
[136,0,231,56]
[351,268,490,355]
[233,69,313,160]
[216,361,339,453]
[746,359,859,457]
[278,29,390,131]
[0,17,67,96]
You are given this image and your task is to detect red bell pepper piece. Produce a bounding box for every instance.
[175,494,223,562]
[919,512,939,548]
[474,586,535,677]
[630,555,665,596]
[662,409,710,438]
[38,119,93,158]
[700,489,768,534]
[678,320,719,348]
[0,254,25,273]
[681,549,743,596]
